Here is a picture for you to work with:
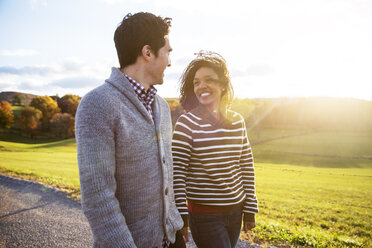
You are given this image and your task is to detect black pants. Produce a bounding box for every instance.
[169,230,186,248]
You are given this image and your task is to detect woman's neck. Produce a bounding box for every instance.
[205,104,226,122]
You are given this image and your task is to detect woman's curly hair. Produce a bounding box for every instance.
[179,51,234,112]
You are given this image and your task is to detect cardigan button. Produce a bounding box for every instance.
[165,188,168,195]
[162,156,166,164]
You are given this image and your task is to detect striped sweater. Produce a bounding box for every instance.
[172,106,258,224]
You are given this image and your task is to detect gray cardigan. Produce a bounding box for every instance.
[75,67,183,248]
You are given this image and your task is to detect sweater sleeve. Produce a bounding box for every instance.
[75,95,136,248]
[172,115,193,227]
[240,119,259,219]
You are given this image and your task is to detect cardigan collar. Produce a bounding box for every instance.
[105,67,158,125]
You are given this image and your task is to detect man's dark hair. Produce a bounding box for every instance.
[179,51,234,112]
[114,12,171,69]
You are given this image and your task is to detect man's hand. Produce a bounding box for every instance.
[181,227,189,242]
[243,221,256,232]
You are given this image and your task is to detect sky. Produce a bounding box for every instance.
[0,0,371,100]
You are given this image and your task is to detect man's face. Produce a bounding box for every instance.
[148,37,172,86]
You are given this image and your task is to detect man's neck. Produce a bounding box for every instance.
[121,66,152,91]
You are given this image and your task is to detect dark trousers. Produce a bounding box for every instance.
[168,230,186,248]
[189,207,243,248]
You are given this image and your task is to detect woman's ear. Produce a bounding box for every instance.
[221,88,226,96]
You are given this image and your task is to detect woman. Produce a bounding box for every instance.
[172,51,258,248]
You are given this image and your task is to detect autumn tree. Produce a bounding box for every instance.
[50,94,60,102]
[19,106,42,138]
[50,113,75,138]
[30,96,60,130]
[0,101,14,128]
[165,98,184,126]
[12,94,25,106]
[58,94,81,117]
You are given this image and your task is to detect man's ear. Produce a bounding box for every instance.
[141,45,152,61]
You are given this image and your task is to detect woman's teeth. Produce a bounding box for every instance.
[201,92,211,97]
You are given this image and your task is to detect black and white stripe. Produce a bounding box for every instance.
[172,108,258,216]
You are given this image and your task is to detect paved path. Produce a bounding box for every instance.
[0,174,264,248]
[0,174,93,248]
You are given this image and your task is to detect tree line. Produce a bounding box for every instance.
[233,97,372,132]
[0,94,81,139]
[1,94,371,140]
[167,97,372,132]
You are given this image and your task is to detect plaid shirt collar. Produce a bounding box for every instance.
[124,74,157,119]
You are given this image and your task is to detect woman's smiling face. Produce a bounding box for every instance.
[193,67,225,111]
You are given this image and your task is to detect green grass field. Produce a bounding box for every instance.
[0,128,371,247]
[253,163,372,247]
[251,130,372,169]
[11,105,23,118]
[0,130,79,197]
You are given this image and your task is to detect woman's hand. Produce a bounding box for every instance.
[243,221,256,232]
[181,227,189,242]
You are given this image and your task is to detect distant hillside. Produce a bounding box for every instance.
[231,97,372,131]
[0,91,38,105]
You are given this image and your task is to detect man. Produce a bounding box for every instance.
[75,12,184,248]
